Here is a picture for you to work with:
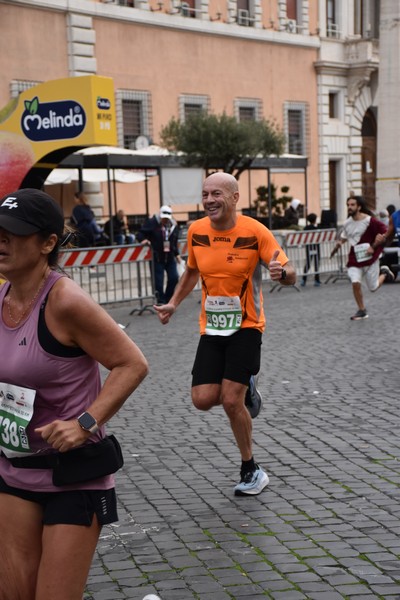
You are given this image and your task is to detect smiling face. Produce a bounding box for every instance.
[201,173,239,231]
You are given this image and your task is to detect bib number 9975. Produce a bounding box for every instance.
[205,295,242,337]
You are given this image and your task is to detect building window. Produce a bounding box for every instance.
[179,94,210,121]
[328,92,339,119]
[116,0,135,6]
[326,0,340,37]
[354,0,380,38]
[285,102,307,156]
[180,0,200,18]
[10,80,41,98]
[117,90,152,149]
[286,0,297,20]
[237,0,255,27]
[234,98,262,122]
[284,0,304,33]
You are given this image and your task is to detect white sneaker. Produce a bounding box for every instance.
[234,465,269,496]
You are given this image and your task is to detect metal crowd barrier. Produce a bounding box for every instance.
[59,231,351,306]
[59,244,156,312]
[179,230,350,292]
[270,228,350,291]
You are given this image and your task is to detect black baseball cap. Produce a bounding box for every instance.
[0,188,64,238]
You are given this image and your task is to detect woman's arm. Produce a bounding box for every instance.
[35,277,148,451]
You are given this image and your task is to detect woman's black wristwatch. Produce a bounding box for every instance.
[78,412,99,434]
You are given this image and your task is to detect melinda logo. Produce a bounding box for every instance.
[96,96,111,110]
[21,96,86,141]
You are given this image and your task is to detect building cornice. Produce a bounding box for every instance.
[3,0,320,48]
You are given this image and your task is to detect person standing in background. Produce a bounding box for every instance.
[301,213,321,287]
[136,205,182,304]
[284,198,301,227]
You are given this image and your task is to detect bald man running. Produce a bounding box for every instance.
[155,172,296,496]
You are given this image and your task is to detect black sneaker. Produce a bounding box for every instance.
[244,374,262,419]
[380,265,395,283]
[350,309,368,320]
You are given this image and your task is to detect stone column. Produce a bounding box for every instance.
[66,12,104,220]
[376,0,400,210]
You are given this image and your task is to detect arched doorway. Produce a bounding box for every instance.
[361,108,377,209]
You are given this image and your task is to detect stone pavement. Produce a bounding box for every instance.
[85,277,400,600]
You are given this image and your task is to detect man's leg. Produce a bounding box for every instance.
[352,282,365,310]
[348,267,368,319]
[164,260,179,303]
[220,379,253,461]
[222,381,268,496]
[191,331,268,495]
[153,260,166,303]
[314,251,321,283]
[191,379,253,460]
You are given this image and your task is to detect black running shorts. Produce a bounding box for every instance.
[0,475,118,525]
[191,328,262,387]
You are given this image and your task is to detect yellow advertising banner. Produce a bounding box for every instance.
[0,75,117,198]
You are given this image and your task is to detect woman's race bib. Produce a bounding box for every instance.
[205,295,242,336]
[0,382,36,458]
[354,243,371,263]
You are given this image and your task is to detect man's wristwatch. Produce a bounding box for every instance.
[77,412,99,434]
[280,268,287,281]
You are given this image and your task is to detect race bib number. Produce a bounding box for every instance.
[0,382,36,458]
[354,243,371,263]
[205,296,242,336]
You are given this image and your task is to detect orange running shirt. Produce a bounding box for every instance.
[187,215,288,334]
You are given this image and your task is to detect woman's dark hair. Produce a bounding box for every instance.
[38,225,76,268]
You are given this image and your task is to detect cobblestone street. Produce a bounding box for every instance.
[85,278,400,600]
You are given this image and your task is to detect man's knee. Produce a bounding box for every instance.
[192,385,220,411]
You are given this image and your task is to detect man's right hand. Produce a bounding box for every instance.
[330,244,340,258]
[154,303,175,324]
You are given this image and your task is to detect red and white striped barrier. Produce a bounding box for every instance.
[178,240,188,256]
[285,229,337,247]
[59,245,152,268]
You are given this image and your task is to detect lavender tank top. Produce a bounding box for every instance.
[0,270,114,491]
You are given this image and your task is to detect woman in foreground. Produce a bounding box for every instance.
[0,188,148,600]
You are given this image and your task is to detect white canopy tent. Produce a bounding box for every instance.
[44,168,148,185]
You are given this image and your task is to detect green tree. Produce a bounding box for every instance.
[160,111,285,179]
[253,184,293,216]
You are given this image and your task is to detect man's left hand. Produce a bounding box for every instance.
[269,250,284,280]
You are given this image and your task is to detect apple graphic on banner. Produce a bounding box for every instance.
[0,131,35,198]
